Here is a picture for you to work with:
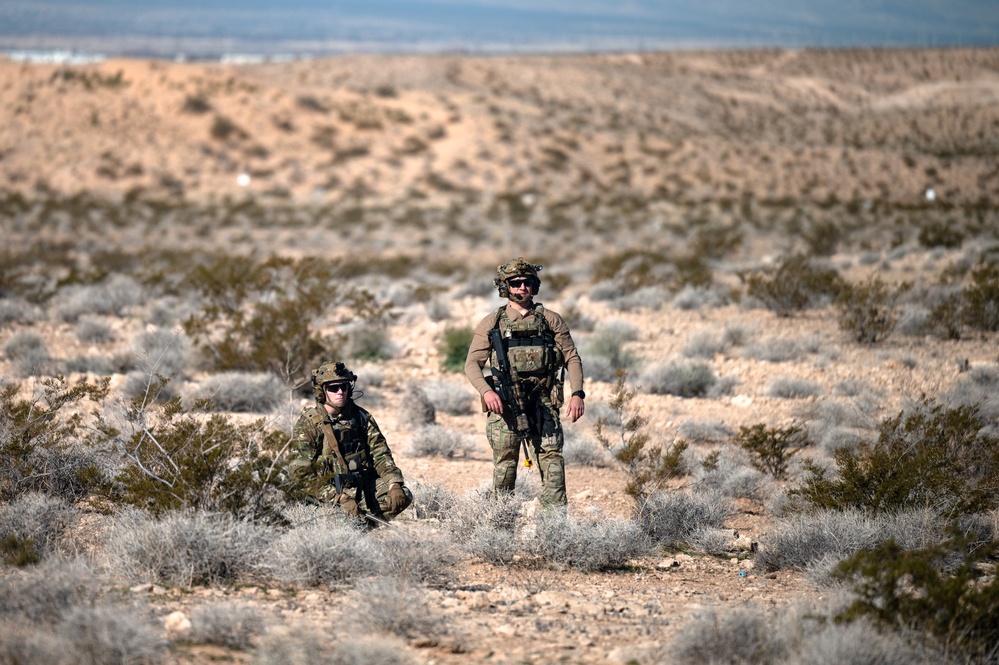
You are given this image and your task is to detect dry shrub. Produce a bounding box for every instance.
[795,401,999,515]
[408,424,471,458]
[3,330,50,376]
[422,380,476,415]
[528,509,647,571]
[835,275,908,344]
[0,492,76,564]
[185,371,286,413]
[107,509,271,586]
[636,360,716,398]
[263,513,382,586]
[0,376,113,504]
[351,577,449,639]
[745,253,844,317]
[258,628,412,665]
[595,372,688,499]
[667,604,930,665]
[638,490,732,549]
[189,601,265,649]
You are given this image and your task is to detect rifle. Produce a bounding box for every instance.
[487,327,533,469]
[334,472,396,528]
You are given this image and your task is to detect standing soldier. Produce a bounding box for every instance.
[464,257,585,508]
[291,361,412,524]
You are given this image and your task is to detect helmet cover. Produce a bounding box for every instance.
[311,361,357,403]
[493,257,542,299]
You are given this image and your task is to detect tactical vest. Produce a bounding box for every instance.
[308,406,372,475]
[490,304,563,387]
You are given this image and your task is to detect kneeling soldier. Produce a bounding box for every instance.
[291,361,412,524]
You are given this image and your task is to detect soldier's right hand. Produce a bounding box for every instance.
[483,390,504,414]
[338,494,363,517]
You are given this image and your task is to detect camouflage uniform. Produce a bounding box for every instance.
[464,259,585,508]
[290,365,412,520]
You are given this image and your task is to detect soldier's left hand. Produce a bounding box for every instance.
[387,484,407,512]
[566,395,585,423]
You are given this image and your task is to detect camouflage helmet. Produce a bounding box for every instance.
[311,361,357,403]
[494,257,542,299]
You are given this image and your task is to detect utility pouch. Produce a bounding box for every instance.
[550,374,565,409]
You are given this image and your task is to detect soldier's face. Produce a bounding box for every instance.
[324,382,349,406]
[508,278,534,303]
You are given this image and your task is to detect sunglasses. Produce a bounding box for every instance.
[324,383,349,393]
[508,279,533,288]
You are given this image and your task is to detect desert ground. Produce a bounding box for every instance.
[1,47,998,664]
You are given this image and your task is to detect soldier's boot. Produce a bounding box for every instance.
[487,413,519,495]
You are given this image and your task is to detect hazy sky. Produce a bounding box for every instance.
[2,0,997,55]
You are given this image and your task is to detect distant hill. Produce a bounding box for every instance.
[1,0,997,59]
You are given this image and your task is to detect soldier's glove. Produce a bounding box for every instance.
[338,494,363,518]
[386,484,407,512]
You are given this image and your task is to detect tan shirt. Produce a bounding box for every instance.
[463,302,584,397]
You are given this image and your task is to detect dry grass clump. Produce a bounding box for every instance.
[407,480,459,521]
[422,379,476,415]
[184,371,287,412]
[740,334,817,362]
[131,327,192,376]
[408,424,472,458]
[0,558,105,623]
[74,316,116,344]
[677,419,734,444]
[527,509,647,571]
[351,577,450,640]
[766,377,823,399]
[262,510,382,586]
[755,508,952,576]
[947,363,999,422]
[3,330,50,376]
[54,274,144,322]
[257,628,413,665]
[666,604,931,665]
[581,319,640,382]
[0,492,76,564]
[562,428,612,467]
[367,526,459,585]
[106,509,272,586]
[443,490,522,565]
[691,448,771,501]
[188,601,266,649]
[638,490,732,549]
[636,360,717,397]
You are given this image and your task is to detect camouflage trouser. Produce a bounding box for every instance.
[318,474,413,521]
[485,396,566,508]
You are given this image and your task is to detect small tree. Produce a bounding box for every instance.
[745,253,844,317]
[734,423,807,479]
[795,401,999,515]
[836,275,908,344]
[0,376,112,503]
[594,371,687,500]
[113,376,295,522]
[835,537,999,664]
[962,259,999,332]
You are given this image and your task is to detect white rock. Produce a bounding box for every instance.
[164,611,191,634]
